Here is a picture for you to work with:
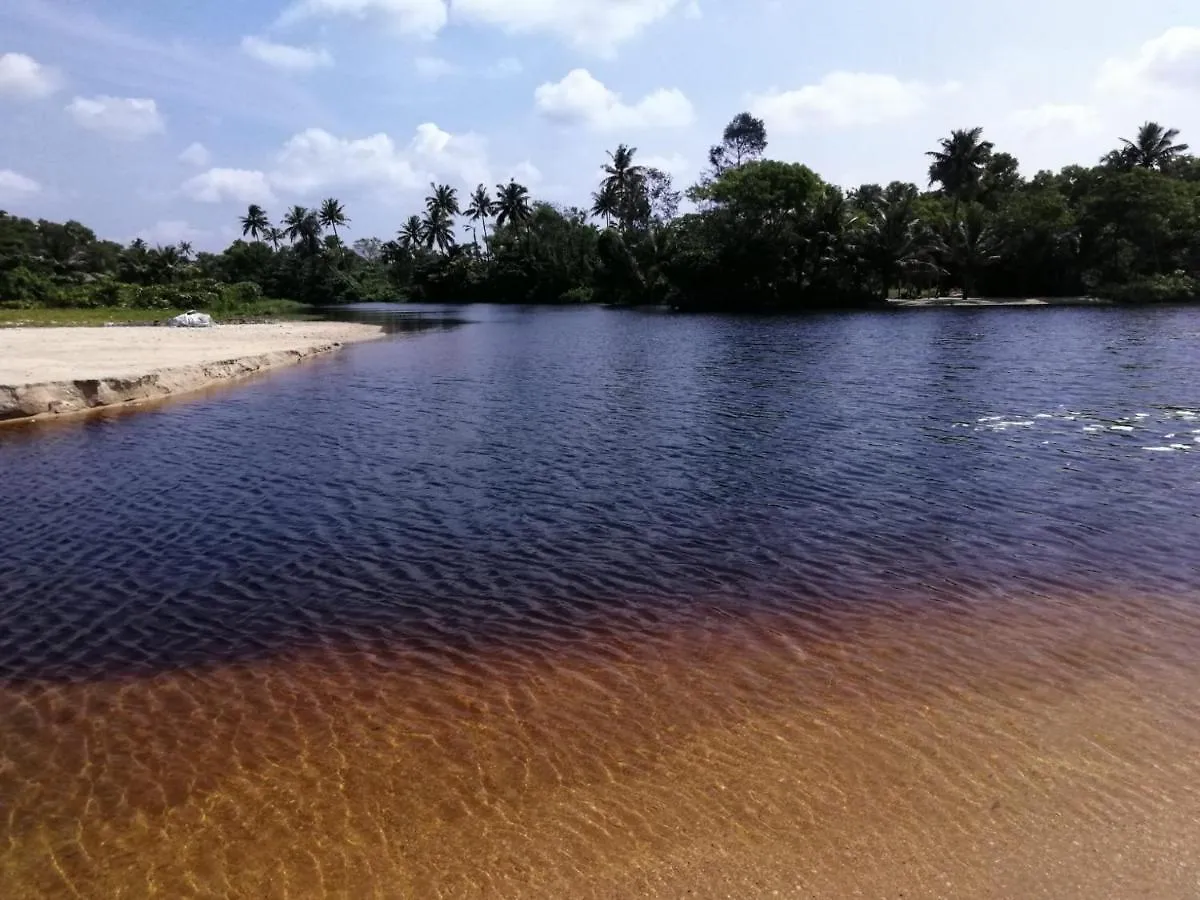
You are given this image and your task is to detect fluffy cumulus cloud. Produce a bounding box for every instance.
[240,36,333,72]
[535,69,693,131]
[1099,26,1200,96]
[280,0,448,38]
[179,142,212,167]
[0,169,42,200]
[66,95,165,140]
[268,123,499,195]
[182,168,276,204]
[0,52,61,99]
[750,72,950,132]
[452,0,683,53]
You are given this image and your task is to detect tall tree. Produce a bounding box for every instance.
[240,204,271,242]
[266,227,284,251]
[708,112,768,175]
[465,184,495,255]
[283,206,323,256]
[398,216,424,250]
[426,184,460,221]
[318,198,350,239]
[421,211,456,253]
[1116,122,1190,171]
[495,181,532,229]
[926,127,995,220]
[591,183,621,228]
[603,145,647,231]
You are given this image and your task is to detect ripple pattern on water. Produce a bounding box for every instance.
[3,304,1200,897]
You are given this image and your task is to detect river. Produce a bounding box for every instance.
[2,303,1200,898]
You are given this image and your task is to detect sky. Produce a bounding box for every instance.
[0,0,1198,249]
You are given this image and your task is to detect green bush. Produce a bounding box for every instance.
[0,266,54,307]
[1098,272,1200,304]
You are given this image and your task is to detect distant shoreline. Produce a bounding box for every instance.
[886,296,1112,309]
[0,322,384,425]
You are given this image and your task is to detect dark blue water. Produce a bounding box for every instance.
[2,304,1199,682]
[5,303,1200,898]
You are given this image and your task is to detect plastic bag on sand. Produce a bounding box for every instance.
[169,310,214,328]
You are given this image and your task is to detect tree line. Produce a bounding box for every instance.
[2,116,1197,313]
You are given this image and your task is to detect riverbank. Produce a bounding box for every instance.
[887,295,1111,309]
[0,322,384,423]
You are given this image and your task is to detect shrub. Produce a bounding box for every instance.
[1098,273,1200,304]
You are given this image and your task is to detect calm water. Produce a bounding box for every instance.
[3,304,1200,898]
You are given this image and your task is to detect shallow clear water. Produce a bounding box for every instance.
[3,304,1200,898]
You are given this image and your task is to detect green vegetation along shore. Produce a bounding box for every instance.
[3,117,1198,315]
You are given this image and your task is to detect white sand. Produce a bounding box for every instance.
[0,322,384,422]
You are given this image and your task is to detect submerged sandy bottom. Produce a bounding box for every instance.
[0,323,383,421]
[3,587,1200,899]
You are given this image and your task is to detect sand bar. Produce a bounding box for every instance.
[0,322,384,422]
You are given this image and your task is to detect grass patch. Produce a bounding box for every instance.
[0,300,311,328]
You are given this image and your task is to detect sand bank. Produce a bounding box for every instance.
[0,322,384,422]
[888,295,1110,308]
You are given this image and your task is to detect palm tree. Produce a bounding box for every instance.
[266,226,284,251]
[464,184,495,255]
[318,198,350,239]
[421,210,456,253]
[494,180,532,229]
[240,204,271,242]
[398,216,424,250]
[426,183,460,221]
[929,203,1002,302]
[1117,122,1189,171]
[283,205,322,256]
[177,241,193,261]
[590,183,621,228]
[926,127,994,221]
[603,144,647,230]
[863,184,923,298]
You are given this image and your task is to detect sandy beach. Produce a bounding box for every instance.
[0,322,384,423]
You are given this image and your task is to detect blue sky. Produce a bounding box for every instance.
[1,0,1197,248]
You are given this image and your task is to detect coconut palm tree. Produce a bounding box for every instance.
[603,144,646,230]
[240,204,271,242]
[283,206,323,256]
[928,203,1002,302]
[590,183,621,228]
[421,210,456,253]
[266,226,284,251]
[494,180,532,229]
[926,127,994,220]
[464,184,495,255]
[1117,121,1189,171]
[398,216,424,250]
[176,241,193,262]
[318,198,350,239]
[426,183,460,221]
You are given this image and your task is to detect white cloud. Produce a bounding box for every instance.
[182,168,276,204]
[0,52,61,99]
[280,0,448,38]
[271,129,423,193]
[1009,104,1101,136]
[247,123,520,196]
[487,57,523,79]
[414,55,457,80]
[0,169,42,200]
[179,142,212,166]
[751,72,950,132]
[135,220,211,246]
[66,95,165,140]
[280,0,681,51]
[505,160,543,186]
[241,36,333,72]
[453,0,682,53]
[535,69,694,131]
[1098,26,1200,97]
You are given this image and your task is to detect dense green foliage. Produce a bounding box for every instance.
[3,116,1198,313]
